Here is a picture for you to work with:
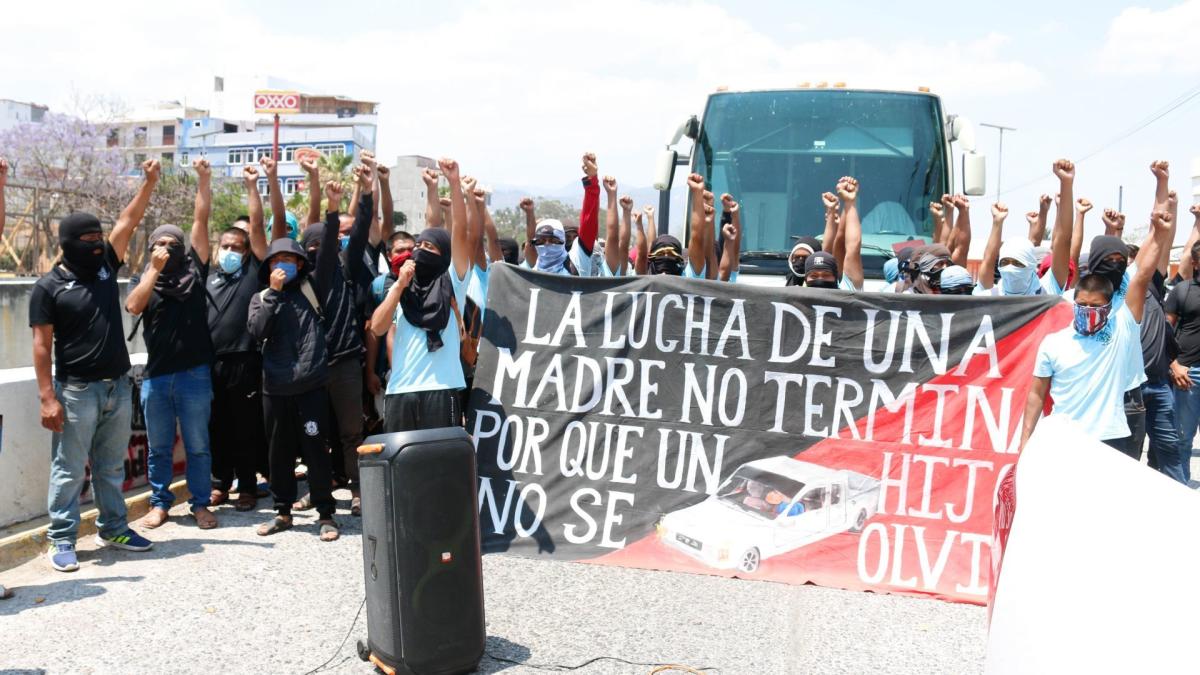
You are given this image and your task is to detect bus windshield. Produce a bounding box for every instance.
[692,90,948,276]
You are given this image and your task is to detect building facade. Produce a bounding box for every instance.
[0,99,48,133]
[388,155,439,232]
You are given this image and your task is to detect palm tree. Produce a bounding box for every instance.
[286,151,356,219]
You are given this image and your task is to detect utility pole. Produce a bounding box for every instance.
[980,123,1016,196]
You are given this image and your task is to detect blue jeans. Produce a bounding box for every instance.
[1140,382,1185,484]
[1173,366,1200,484]
[141,365,213,510]
[47,376,133,544]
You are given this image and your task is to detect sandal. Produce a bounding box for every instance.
[350,496,361,517]
[318,519,340,542]
[209,489,229,507]
[141,507,169,529]
[256,515,293,536]
[235,492,258,512]
[293,494,314,511]
[192,507,218,530]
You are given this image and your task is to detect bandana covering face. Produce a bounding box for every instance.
[648,234,685,276]
[147,225,195,300]
[913,244,952,294]
[803,251,839,289]
[401,228,454,352]
[1073,302,1113,343]
[534,220,568,272]
[883,258,900,284]
[58,212,106,280]
[998,238,1040,295]
[1087,236,1129,293]
[938,265,974,295]
[389,250,412,278]
[786,237,821,287]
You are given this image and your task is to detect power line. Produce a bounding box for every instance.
[998,81,1200,196]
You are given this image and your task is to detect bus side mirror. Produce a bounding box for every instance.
[963,152,986,196]
[653,149,678,191]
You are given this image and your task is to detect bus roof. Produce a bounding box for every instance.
[708,86,942,100]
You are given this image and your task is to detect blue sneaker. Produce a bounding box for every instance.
[48,542,79,572]
[95,529,153,552]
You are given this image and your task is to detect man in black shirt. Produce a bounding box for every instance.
[207,166,270,512]
[1131,267,1184,483]
[1167,214,1200,484]
[126,159,218,529]
[29,159,160,573]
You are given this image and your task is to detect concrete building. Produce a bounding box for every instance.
[108,101,212,172]
[388,155,439,232]
[0,99,48,133]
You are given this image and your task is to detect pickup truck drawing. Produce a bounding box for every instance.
[657,456,881,573]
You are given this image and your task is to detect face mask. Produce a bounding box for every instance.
[649,255,684,276]
[339,236,350,251]
[413,247,447,285]
[390,250,412,277]
[1090,258,1127,292]
[305,246,319,267]
[62,238,106,276]
[217,249,243,274]
[807,278,837,290]
[535,243,568,271]
[157,243,186,275]
[1073,302,1111,336]
[273,261,298,283]
[999,264,1035,295]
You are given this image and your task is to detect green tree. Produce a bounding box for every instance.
[286,152,356,218]
[392,211,407,228]
[491,198,581,242]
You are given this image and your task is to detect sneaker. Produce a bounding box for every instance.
[48,542,79,572]
[95,529,154,552]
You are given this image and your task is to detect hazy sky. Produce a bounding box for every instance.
[3,0,1198,243]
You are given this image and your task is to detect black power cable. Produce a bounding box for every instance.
[301,597,366,675]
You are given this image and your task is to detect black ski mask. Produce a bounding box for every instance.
[401,228,454,352]
[648,235,685,276]
[58,212,106,279]
[1087,236,1128,294]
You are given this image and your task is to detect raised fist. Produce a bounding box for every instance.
[300,157,319,175]
[703,203,715,219]
[519,197,535,214]
[951,193,969,209]
[242,166,259,184]
[992,202,1008,219]
[722,221,738,242]
[1076,198,1093,213]
[461,175,478,194]
[325,180,344,205]
[438,197,451,209]
[686,173,705,193]
[643,205,655,217]
[149,245,170,271]
[437,158,459,180]
[721,193,739,213]
[0,157,10,185]
[1150,160,1169,181]
[837,177,859,202]
[356,164,374,189]
[634,211,644,228]
[1039,194,1052,210]
[1191,204,1200,218]
[602,175,617,194]
[929,202,945,220]
[582,153,598,178]
[471,187,487,205]
[142,158,162,181]
[1152,210,1173,231]
[940,193,954,209]
[421,168,439,187]
[376,164,389,179]
[192,158,211,178]
[1052,159,1075,182]
[1025,211,1038,227]
[1102,208,1120,227]
[619,195,634,211]
[359,150,376,168]
[824,192,841,212]
[259,156,278,177]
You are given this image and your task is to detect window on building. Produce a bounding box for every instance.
[284,178,301,196]
[161,152,174,165]
[256,147,272,162]
[257,178,270,197]
[133,153,146,165]
[316,143,345,157]
[134,126,148,146]
[192,120,202,129]
[179,152,189,166]
[223,123,238,133]
[228,148,242,165]
[106,128,119,148]
[283,147,296,163]
[162,124,175,146]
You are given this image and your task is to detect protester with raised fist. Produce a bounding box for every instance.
[523,153,599,276]
[29,159,160,572]
[207,165,271,512]
[371,157,476,433]
[248,180,344,542]
[126,159,218,530]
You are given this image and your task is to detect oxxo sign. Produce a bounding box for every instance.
[254,90,301,114]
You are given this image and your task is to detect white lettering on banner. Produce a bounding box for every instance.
[627,292,658,349]
[899,311,953,375]
[953,315,1001,378]
[563,488,636,548]
[917,384,958,448]
[855,522,989,596]
[602,292,627,349]
[712,298,752,360]
[514,483,547,538]
[680,294,714,356]
[478,477,547,538]
[523,289,553,345]
[550,292,586,347]
[655,294,683,352]
[959,385,1015,453]
[811,305,841,367]
[654,429,727,494]
[862,309,903,373]
[945,459,997,524]
[491,348,533,406]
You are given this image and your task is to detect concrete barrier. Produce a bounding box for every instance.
[0,353,185,530]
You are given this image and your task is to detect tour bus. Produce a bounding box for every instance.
[652,85,987,288]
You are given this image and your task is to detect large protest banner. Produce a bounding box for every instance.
[468,264,1069,604]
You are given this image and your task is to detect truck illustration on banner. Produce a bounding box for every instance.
[657,457,881,573]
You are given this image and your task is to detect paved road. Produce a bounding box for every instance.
[0,490,986,675]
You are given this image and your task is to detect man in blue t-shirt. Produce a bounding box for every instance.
[1021,201,1171,455]
[370,158,476,432]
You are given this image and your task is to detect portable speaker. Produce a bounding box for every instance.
[355,427,485,675]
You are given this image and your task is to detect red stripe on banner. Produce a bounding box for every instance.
[586,301,1071,605]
